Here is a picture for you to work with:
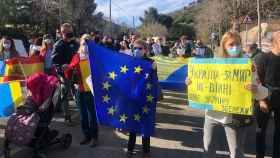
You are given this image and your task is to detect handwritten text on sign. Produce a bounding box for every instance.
[188,58,253,115]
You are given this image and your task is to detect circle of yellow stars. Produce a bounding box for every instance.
[102,65,155,124]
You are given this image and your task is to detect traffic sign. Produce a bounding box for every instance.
[242,15,253,24]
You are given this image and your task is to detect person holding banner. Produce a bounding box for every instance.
[0,36,19,60]
[255,31,280,158]
[187,31,268,158]
[65,34,99,147]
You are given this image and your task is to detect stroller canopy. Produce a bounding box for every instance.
[26,73,58,106]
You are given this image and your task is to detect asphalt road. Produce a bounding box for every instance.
[0,90,274,158]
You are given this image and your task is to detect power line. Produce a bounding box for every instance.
[110,0,135,26]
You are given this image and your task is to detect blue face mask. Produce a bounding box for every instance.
[133,48,142,57]
[227,45,242,57]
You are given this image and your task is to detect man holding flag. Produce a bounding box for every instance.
[88,39,159,158]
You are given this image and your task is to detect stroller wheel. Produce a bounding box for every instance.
[60,133,72,149]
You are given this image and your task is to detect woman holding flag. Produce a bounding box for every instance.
[65,34,99,147]
[186,31,269,158]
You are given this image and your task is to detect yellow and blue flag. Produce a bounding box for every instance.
[153,56,188,91]
[0,81,23,117]
[88,42,158,136]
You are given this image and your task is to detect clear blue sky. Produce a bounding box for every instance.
[95,0,195,26]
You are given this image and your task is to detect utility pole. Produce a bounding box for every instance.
[133,16,135,32]
[109,0,112,37]
[257,0,262,50]
[59,0,63,26]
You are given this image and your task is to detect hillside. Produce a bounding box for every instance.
[166,0,204,40]
[169,0,203,25]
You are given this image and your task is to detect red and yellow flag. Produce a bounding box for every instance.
[79,59,91,92]
[2,56,44,82]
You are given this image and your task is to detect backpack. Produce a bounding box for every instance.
[5,98,40,145]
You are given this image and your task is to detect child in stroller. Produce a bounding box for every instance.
[4,73,72,158]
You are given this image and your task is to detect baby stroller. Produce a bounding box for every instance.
[3,73,72,158]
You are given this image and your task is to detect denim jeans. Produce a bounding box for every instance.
[256,106,280,158]
[203,117,248,158]
[75,91,98,139]
[127,132,150,153]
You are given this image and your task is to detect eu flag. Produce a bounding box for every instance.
[88,42,158,136]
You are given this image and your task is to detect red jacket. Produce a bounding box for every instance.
[65,53,90,92]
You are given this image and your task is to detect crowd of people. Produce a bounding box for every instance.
[0,22,280,158]
[23,28,216,60]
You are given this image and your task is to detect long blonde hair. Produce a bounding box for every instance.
[218,31,242,57]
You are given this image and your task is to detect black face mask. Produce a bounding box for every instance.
[65,32,74,39]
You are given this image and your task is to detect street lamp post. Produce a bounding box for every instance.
[109,0,112,37]
[59,0,63,26]
[257,0,262,50]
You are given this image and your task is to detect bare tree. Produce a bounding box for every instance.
[195,0,280,43]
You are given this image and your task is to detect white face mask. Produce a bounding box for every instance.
[32,45,41,51]
[3,43,11,49]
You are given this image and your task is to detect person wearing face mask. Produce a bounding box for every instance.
[64,34,99,147]
[152,37,162,56]
[126,39,159,158]
[51,23,79,125]
[186,32,269,158]
[254,31,280,158]
[177,35,193,58]
[29,37,43,57]
[192,40,213,58]
[40,34,54,74]
[243,43,260,59]
[119,40,132,56]
[0,36,19,60]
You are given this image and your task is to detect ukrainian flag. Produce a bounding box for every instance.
[0,81,23,117]
[153,56,188,91]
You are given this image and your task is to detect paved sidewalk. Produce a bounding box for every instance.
[0,90,273,158]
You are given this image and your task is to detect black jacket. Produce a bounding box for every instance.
[51,39,79,67]
[255,52,280,107]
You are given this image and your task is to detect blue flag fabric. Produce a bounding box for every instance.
[159,65,188,91]
[0,82,23,117]
[0,60,5,76]
[88,42,158,136]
